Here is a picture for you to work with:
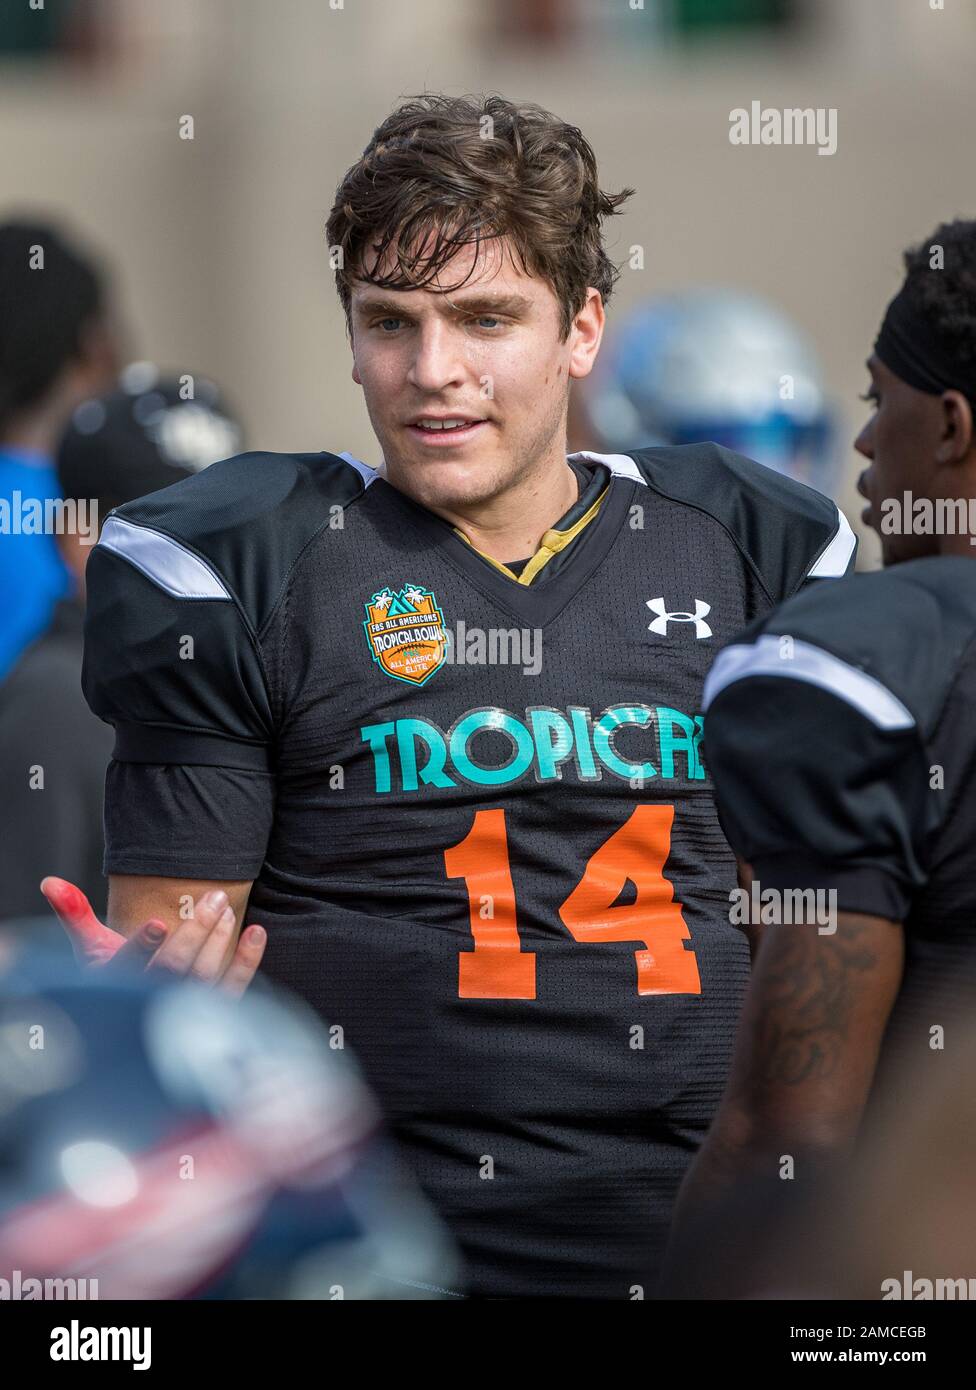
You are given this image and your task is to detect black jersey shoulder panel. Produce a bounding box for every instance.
[700,557,976,921]
[107,450,375,636]
[626,442,851,602]
[732,556,976,736]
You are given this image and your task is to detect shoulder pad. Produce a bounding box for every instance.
[705,555,976,737]
[625,442,855,600]
[96,450,378,634]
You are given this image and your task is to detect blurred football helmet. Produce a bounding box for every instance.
[0,953,459,1299]
[581,289,839,495]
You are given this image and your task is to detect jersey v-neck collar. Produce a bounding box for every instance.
[371,457,637,628]
[453,457,609,586]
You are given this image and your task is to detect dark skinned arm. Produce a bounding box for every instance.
[661,908,905,1297]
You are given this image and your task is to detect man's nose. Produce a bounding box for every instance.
[406,322,466,392]
[853,421,874,463]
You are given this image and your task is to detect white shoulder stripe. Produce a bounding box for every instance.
[566,450,648,485]
[98,515,232,600]
[807,507,856,578]
[703,634,915,731]
[337,451,381,486]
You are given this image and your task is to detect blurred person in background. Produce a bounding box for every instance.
[569,288,840,497]
[0,367,242,922]
[0,219,120,682]
[662,218,976,1298]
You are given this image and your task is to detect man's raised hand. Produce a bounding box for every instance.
[40,877,266,997]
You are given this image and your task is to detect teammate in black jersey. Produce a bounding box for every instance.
[46,93,853,1298]
[663,219,976,1298]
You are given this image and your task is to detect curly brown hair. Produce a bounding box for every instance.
[325,92,634,341]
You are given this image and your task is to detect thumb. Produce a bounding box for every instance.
[40,876,110,950]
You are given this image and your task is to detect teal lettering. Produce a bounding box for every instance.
[450,709,535,786]
[528,707,575,780]
[657,706,704,779]
[569,706,598,779]
[593,705,656,781]
[395,718,455,791]
[360,721,396,793]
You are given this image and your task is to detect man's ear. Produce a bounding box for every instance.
[935,389,973,464]
[567,287,605,383]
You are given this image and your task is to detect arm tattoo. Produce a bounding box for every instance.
[748,919,879,1086]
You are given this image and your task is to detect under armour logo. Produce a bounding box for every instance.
[646,597,712,639]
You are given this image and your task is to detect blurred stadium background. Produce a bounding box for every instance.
[3,0,975,567]
[3,0,976,1305]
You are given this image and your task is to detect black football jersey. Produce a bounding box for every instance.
[702,556,976,1117]
[82,443,854,1297]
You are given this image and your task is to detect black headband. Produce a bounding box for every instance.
[874,283,972,397]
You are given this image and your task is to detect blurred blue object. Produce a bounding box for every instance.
[0,448,70,684]
[583,289,841,497]
[0,949,459,1299]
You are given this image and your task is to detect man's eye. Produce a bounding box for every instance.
[859,389,880,409]
[472,316,502,330]
[375,318,403,332]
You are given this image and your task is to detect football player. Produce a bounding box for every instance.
[67,93,854,1297]
[663,219,976,1297]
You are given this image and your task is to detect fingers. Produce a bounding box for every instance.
[106,919,169,973]
[41,878,261,996]
[186,904,238,983]
[148,889,233,979]
[219,925,266,998]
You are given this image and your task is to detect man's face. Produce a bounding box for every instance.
[854,355,946,565]
[348,235,603,513]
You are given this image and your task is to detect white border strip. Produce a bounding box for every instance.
[567,450,648,485]
[337,451,380,487]
[807,507,857,578]
[98,515,231,600]
[703,634,915,731]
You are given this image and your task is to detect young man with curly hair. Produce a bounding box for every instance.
[62,93,853,1297]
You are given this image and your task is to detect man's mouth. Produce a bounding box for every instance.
[406,415,490,444]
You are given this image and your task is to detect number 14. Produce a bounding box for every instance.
[444,806,702,1000]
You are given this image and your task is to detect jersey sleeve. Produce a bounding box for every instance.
[81,449,377,881]
[699,561,976,922]
[701,642,930,921]
[82,524,276,879]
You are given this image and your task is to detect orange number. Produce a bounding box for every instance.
[558,804,701,996]
[444,808,536,1000]
[445,806,701,1000]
